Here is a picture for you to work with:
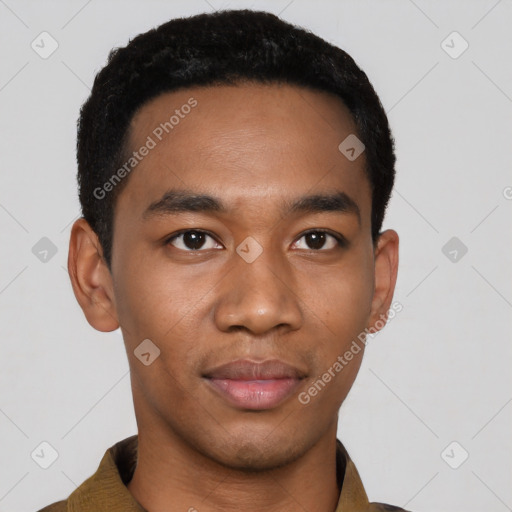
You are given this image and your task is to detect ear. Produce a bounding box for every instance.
[368,229,399,333]
[67,218,119,332]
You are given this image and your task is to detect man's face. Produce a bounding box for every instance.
[96,83,392,469]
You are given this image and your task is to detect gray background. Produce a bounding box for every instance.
[1,0,511,511]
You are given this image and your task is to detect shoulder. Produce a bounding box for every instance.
[35,500,67,512]
[368,503,411,511]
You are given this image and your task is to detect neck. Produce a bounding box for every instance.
[127,424,341,512]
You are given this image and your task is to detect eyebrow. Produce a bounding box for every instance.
[142,188,361,223]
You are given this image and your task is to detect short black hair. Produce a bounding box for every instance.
[77,9,396,269]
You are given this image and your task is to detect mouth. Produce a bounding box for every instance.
[202,359,306,411]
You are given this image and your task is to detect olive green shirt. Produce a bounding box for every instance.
[37,435,409,512]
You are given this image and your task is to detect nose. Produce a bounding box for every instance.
[214,247,303,335]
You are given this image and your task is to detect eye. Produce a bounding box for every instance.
[166,230,223,251]
[292,230,346,251]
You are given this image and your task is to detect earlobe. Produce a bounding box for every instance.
[368,229,399,333]
[67,218,119,332]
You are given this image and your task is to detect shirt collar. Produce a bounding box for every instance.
[67,435,371,512]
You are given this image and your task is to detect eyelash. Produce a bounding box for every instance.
[164,228,348,251]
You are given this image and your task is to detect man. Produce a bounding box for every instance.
[39,8,404,512]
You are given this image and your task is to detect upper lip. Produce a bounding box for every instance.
[203,359,307,380]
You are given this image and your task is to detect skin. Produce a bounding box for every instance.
[68,83,399,512]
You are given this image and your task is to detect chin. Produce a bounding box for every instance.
[209,436,307,472]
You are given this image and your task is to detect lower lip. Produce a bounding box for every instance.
[205,378,301,410]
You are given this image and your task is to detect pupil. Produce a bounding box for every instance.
[307,232,325,250]
[184,231,205,250]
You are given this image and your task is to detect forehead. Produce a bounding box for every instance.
[116,83,370,224]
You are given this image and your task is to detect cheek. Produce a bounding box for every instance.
[297,265,372,411]
[303,256,374,346]
[114,265,208,411]
[113,254,195,344]
[113,253,218,382]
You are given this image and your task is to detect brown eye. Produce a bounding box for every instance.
[167,230,222,251]
[292,230,345,251]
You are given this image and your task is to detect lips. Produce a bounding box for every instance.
[203,359,306,410]
[203,359,306,380]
